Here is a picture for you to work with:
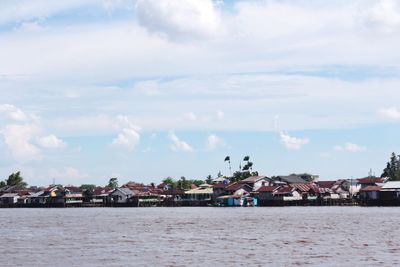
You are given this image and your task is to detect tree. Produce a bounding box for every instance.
[176,176,193,190]
[80,184,97,191]
[6,171,27,188]
[162,177,175,185]
[206,175,212,184]
[107,177,119,189]
[0,180,5,188]
[191,179,204,187]
[224,156,232,176]
[382,152,400,181]
[230,171,251,183]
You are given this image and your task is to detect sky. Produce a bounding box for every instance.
[1,0,400,186]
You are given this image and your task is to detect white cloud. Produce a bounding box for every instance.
[1,124,41,162]
[360,0,400,32]
[0,104,28,121]
[111,115,141,150]
[279,131,309,150]
[334,143,366,152]
[168,132,192,152]
[37,134,65,148]
[112,128,140,150]
[378,107,400,120]
[206,134,223,150]
[183,112,197,122]
[135,0,222,39]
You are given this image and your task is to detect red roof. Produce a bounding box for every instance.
[316,181,335,189]
[291,183,319,193]
[212,183,230,189]
[357,177,385,184]
[360,186,381,192]
[257,186,279,193]
[225,183,251,192]
[274,186,294,194]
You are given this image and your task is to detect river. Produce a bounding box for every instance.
[0,207,399,266]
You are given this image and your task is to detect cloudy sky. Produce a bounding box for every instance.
[1,0,400,186]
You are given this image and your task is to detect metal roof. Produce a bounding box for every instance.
[381,181,400,190]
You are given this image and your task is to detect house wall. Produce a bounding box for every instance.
[110,190,130,203]
[259,192,274,200]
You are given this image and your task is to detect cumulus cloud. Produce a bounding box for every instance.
[111,115,141,150]
[378,107,400,120]
[1,124,41,162]
[206,134,223,150]
[0,104,66,162]
[37,134,65,148]
[135,0,221,39]
[0,104,28,121]
[360,0,400,32]
[112,127,140,150]
[168,132,193,152]
[334,143,366,152]
[279,131,309,150]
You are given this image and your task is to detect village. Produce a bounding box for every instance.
[1,173,400,208]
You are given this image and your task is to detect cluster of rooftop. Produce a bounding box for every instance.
[1,174,400,207]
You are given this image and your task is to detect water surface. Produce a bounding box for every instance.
[1,207,399,266]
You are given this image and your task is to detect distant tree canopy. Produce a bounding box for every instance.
[80,184,97,191]
[162,176,204,190]
[230,171,252,183]
[5,171,27,188]
[107,177,119,189]
[382,152,400,181]
[290,173,316,182]
[0,180,5,188]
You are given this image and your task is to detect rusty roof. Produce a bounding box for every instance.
[257,186,279,193]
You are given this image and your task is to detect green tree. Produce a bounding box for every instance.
[162,177,175,185]
[6,171,27,188]
[382,152,400,181]
[176,176,193,190]
[230,171,251,183]
[191,179,204,187]
[0,180,5,188]
[80,184,97,191]
[107,177,119,189]
[206,175,212,184]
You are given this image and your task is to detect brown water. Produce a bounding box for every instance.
[0,207,399,266]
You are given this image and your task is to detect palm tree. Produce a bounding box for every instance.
[224,156,232,176]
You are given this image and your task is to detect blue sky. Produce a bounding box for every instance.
[1,0,400,186]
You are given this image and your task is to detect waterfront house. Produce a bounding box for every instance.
[357,177,386,189]
[26,191,48,205]
[359,186,381,201]
[63,187,83,205]
[212,181,230,199]
[160,188,185,205]
[273,186,302,202]
[379,181,400,202]
[109,187,135,203]
[291,183,320,200]
[183,184,213,203]
[87,187,113,204]
[238,176,271,191]
[256,186,280,202]
[224,182,252,196]
[0,193,19,205]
